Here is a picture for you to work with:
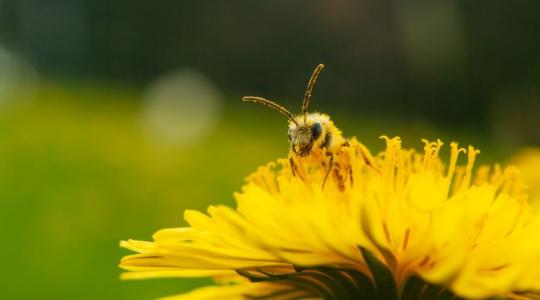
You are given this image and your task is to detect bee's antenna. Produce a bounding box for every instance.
[242,96,298,125]
[302,64,325,115]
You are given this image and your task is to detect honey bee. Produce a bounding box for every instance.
[243,64,349,187]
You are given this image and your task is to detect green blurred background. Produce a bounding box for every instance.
[0,1,539,299]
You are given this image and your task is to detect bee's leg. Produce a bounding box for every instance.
[346,162,353,186]
[289,157,298,177]
[341,140,353,186]
[332,164,346,192]
[322,153,334,188]
[355,143,382,174]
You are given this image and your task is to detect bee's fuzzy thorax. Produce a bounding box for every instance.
[287,112,346,156]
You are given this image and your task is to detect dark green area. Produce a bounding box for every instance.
[0,1,539,142]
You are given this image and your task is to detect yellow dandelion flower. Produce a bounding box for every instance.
[120,137,540,300]
[511,147,540,213]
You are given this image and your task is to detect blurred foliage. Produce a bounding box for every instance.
[0,83,283,299]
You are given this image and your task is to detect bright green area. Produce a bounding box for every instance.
[0,82,498,299]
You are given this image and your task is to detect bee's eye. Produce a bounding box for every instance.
[311,123,322,140]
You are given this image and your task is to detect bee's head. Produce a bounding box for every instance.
[288,116,324,156]
[242,64,326,156]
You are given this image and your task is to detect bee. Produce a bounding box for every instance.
[243,64,349,187]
